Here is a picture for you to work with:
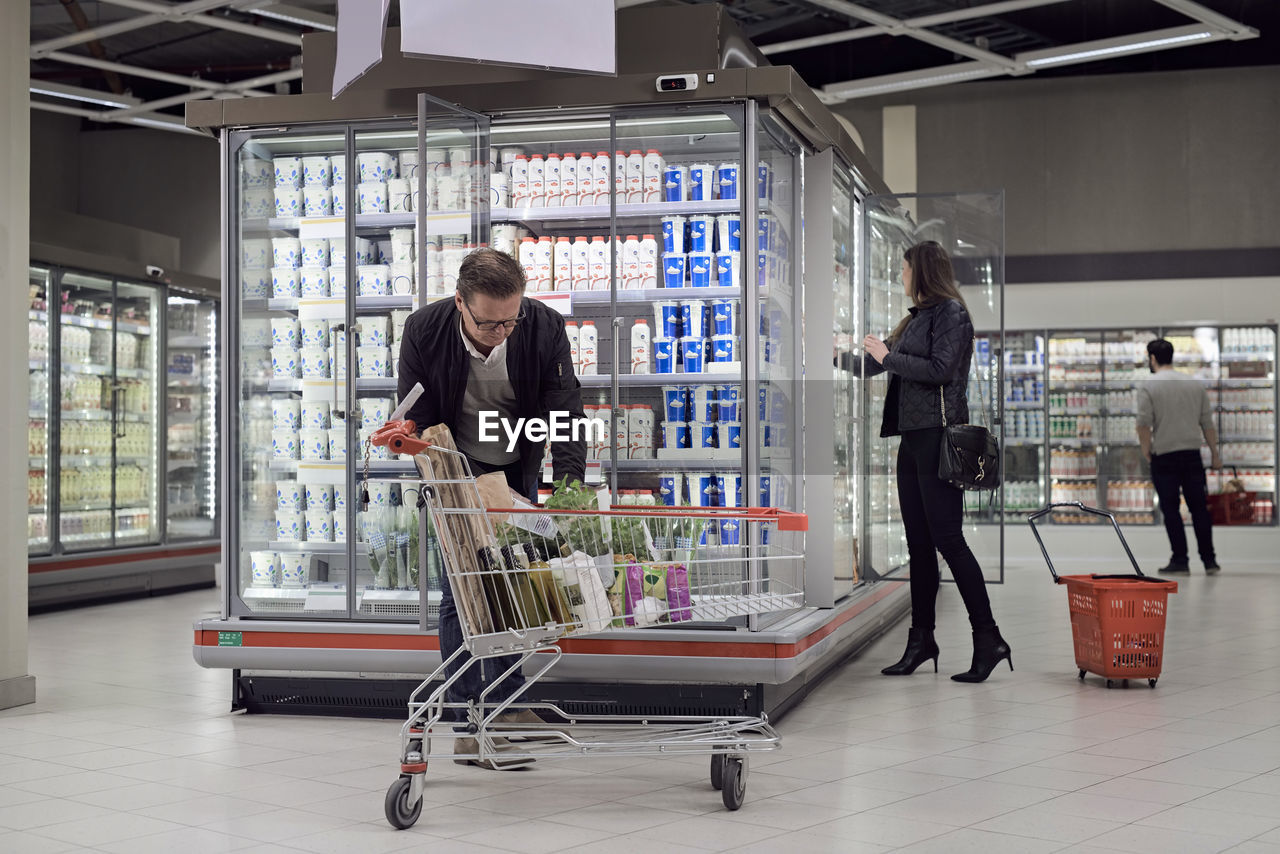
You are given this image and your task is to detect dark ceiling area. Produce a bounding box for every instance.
[28,0,1280,129]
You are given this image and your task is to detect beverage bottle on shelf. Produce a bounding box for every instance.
[545,153,561,208]
[614,150,626,203]
[510,154,530,207]
[642,149,665,203]
[561,152,578,207]
[638,233,658,289]
[565,322,580,372]
[533,236,554,292]
[626,150,644,204]
[587,236,609,291]
[570,236,590,291]
[517,236,537,286]
[622,235,642,289]
[579,321,598,375]
[528,154,546,208]
[592,152,610,205]
[631,319,651,374]
[553,237,572,292]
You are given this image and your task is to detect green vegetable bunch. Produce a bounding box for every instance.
[544,476,610,557]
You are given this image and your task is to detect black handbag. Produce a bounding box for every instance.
[938,384,1001,491]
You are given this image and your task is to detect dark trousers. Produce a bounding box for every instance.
[1150,449,1216,566]
[896,427,996,633]
[437,457,533,723]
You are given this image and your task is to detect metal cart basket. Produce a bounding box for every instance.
[369,423,807,828]
[1029,502,1179,689]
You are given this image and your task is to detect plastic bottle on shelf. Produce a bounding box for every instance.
[553,236,572,292]
[579,321,598,375]
[631,319,651,374]
[533,235,554,292]
[565,321,580,372]
[517,236,537,286]
[570,236,590,291]
[614,150,626,203]
[528,154,545,208]
[643,149,665,203]
[622,235,642,290]
[592,152,610,206]
[561,152,578,207]
[626,150,645,204]
[588,236,609,291]
[510,154,530,207]
[545,153,561,208]
[638,233,659,289]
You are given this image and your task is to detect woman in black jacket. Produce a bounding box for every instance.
[860,241,1011,683]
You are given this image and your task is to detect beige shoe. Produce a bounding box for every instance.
[495,709,561,742]
[453,735,534,770]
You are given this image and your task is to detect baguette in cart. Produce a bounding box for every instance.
[367,420,808,828]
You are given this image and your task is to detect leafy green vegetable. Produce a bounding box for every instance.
[544,477,610,557]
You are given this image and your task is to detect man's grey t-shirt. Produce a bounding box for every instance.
[1135,370,1214,455]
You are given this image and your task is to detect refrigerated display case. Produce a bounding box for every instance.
[188,16,982,716]
[27,263,220,607]
[167,293,219,539]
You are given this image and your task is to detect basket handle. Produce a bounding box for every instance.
[1027,502,1143,583]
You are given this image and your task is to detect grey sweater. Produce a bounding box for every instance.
[1136,370,1214,455]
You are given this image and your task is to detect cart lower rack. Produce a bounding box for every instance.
[1029,503,1178,689]
[368,423,807,827]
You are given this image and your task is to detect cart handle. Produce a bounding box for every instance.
[1027,502,1143,583]
[494,504,809,531]
[369,419,434,457]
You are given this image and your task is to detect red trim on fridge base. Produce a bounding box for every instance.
[194,583,899,660]
[32,545,220,574]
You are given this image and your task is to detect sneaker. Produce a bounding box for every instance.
[1205,563,1222,574]
[1157,561,1190,574]
[453,735,534,770]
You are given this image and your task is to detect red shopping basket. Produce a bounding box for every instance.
[1029,503,1178,689]
[1206,468,1255,525]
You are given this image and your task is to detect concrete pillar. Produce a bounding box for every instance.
[1,0,36,711]
[881,105,917,195]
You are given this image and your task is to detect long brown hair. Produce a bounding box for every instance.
[886,240,969,345]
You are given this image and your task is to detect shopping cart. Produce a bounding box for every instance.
[367,421,807,828]
[1029,502,1179,689]
[1206,467,1256,526]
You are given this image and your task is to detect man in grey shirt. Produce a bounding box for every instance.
[1136,338,1222,574]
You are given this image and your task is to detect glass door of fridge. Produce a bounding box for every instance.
[166,293,218,539]
[28,267,53,555]
[1047,329,1106,522]
[1000,330,1046,516]
[832,166,859,598]
[1098,328,1160,525]
[112,281,161,547]
[57,271,117,551]
[1211,325,1276,525]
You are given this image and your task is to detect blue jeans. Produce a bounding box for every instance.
[437,457,533,723]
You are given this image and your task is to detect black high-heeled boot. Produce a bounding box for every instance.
[881,627,940,676]
[951,627,1012,683]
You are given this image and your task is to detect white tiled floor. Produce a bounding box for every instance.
[3,560,1280,853]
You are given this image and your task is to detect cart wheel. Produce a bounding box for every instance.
[710,754,725,791]
[1078,669,1087,681]
[721,758,746,811]
[1106,679,1116,689]
[1149,678,1157,688]
[385,775,422,829]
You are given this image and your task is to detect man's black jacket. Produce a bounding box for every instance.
[857,298,974,437]
[396,296,587,489]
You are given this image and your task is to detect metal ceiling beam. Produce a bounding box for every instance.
[91,0,304,47]
[233,0,336,32]
[100,66,301,118]
[31,0,240,57]
[1148,0,1260,38]
[38,49,293,97]
[30,99,206,135]
[762,0,1072,56]
[28,80,142,109]
[795,0,1023,70]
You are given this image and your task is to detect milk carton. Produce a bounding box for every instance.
[639,233,659,289]
[561,152,578,207]
[614,150,626,203]
[565,321,580,371]
[631,319,651,374]
[553,236,572,292]
[579,321,598,375]
[533,235,553,291]
[528,154,545,208]
[643,149,665,204]
[545,153,561,208]
[622,235,642,289]
[588,236,610,291]
[510,155,529,207]
[571,236,590,291]
[592,152,610,206]
[517,237,537,285]
[629,404,654,459]
[626,150,645,204]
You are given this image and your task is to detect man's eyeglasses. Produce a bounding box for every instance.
[462,300,525,332]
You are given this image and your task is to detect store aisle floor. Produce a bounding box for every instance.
[3,562,1280,854]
